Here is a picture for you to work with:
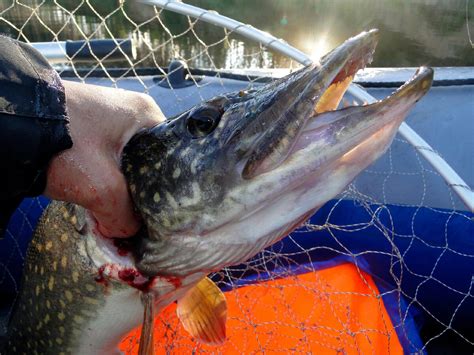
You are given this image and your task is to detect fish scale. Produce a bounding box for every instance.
[4,202,111,354]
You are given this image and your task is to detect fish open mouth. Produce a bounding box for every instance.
[239,29,433,187]
[292,66,434,156]
[215,65,434,275]
[240,29,380,179]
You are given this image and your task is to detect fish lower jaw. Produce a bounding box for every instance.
[292,67,432,159]
[137,203,322,277]
[138,171,351,277]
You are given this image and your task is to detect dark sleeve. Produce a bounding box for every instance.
[0,36,73,236]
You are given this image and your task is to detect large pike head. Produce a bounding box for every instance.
[122,30,433,278]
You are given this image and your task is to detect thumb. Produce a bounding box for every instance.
[86,163,141,238]
[45,147,141,238]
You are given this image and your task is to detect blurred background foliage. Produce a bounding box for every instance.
[0,0,472,68]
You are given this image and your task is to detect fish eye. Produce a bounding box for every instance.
[186,106,222,137]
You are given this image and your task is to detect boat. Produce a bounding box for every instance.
[0,1,473,353]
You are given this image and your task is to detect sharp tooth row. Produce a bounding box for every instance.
[341,99,369,108]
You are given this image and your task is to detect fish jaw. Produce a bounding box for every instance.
[121,30,432,279]
[238,29,380,178]
[226,67,434,261]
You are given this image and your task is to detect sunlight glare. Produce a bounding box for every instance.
[309,34,330,62]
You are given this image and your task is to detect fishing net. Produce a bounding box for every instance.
[1,0,473,354]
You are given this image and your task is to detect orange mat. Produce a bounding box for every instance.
[119,263,402,354]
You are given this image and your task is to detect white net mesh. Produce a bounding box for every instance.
[1,0,473,354]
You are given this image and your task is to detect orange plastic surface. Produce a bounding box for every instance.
[119,263,402,354]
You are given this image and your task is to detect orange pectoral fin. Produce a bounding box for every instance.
[177,277,227,345]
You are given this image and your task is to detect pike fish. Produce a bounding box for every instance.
[2,29,433,354]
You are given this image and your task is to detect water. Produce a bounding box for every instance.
[0,0,473,69]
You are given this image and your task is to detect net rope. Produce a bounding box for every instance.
[0,1,473,353]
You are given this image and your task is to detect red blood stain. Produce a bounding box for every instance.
[118,268,140,282]
[95,265,109,287]
[118,268,155,292]
[163,276,182,288]
[95,264,182,293]
[113,238,132,256]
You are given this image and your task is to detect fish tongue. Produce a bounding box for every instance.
[314,75,354,113]
[138,292,156,355]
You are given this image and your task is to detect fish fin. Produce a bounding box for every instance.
[177,277,227,345]
[138,292,155,355]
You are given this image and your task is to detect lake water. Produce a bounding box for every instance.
[0,0,473,69]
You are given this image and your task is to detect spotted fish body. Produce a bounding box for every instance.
[5,203,111,353]
[4,202,226,353]
[4,202,202,354]
[3,30,433,354]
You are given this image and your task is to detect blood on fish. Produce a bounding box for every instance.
[118,268,138,282]
[163,276,182,289]
[95,263,159,292]
[118,269,157,292]
[116,269,182,292]
[95,265,109,287]
[113,238,134,256]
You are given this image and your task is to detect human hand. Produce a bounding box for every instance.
[44,81,165,237]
